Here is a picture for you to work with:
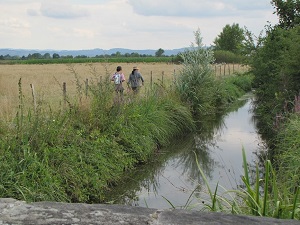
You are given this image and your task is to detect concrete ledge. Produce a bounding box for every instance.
[1,198,300,225]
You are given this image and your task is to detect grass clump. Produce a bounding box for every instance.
[191,148,300,220]
[175,29,253,116]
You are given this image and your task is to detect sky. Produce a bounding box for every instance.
[0,0,279,50]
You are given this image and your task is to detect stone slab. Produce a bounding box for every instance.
[0,198,299,225]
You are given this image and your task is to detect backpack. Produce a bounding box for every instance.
[114,73,121,84]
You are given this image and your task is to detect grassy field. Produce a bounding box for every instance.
[0,62,248,121]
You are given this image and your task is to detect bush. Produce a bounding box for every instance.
[214,50,246,64]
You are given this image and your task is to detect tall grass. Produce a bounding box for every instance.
[0,68,195,203]
[175,29,216,115]
[191,148,300,219]
[175,29,253,116]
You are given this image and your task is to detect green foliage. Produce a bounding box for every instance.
[214,23,245,54]
[192,148,300,219]
[0,57,174,65]
[218,73,253,105]
[176,29,253,116]
[276,115,300,193]
[271,0,300,29]
[0,72,196,203]
[213,50,245,64]
[252,25,300,142]
[175,29,217,115]
[155,48,165,57]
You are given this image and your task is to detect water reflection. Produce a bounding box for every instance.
[105,94,260,209]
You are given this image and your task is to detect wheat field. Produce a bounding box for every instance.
[0,62,248,121]
[0,62,182,120]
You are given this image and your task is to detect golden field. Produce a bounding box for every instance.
[0,62,248,121]
[0,62,182,121]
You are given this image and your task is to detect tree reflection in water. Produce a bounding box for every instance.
[104,97,257,209]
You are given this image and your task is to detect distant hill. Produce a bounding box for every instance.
[0,48,186,57]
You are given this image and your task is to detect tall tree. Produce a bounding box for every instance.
[155,48,165,57]
[214,23,245,54]
[271,0,300,29]
[52,53,60,59]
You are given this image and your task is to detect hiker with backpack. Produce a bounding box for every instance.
[111,66,126,102]
[127,66,144,94]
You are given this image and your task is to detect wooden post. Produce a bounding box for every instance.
[85,78,89,97]
[162,71,164,85]
[150,71,153,89]
[63,82,67,108]
[215,65,217,76]
[219,65,222,76]
[228,64,231,75]
[30,84,37,113]
[223,64,226,76]
[173,69,176,84]
[233,64,235,73]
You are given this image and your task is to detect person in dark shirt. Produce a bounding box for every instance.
[127,66,144,93]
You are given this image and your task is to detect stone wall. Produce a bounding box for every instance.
[1,198,300,225]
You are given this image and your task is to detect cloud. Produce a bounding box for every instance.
[40,1,90,19]
[0,17,31,38]
[27,8,40,16]
[128,0,274,17]
[72,28,95,38]
[0,0,278,50]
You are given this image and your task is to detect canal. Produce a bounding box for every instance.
[106,93,263,209]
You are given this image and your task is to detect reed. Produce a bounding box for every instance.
[191,148,300,219]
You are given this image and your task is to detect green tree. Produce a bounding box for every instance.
[155,48,165,57]
[43,53,51,59]
[53,53,60,59]
[31,53,43,59]
[252,25,300,144]
[214,23,245,54]
[271,0,300,28]
[130,52,139,57]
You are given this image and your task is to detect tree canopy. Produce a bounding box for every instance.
[155,48,165,57]
[271,0,300,28]
[213,23,245,54]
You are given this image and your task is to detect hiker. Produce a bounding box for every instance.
[111,66,125,101]
[127,66,144,93]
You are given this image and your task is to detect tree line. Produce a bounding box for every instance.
[0,48,169,61]
[0,22,266,65]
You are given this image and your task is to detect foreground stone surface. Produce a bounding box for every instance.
[1,198,300,225]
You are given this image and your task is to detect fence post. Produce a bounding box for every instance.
[219,65,222,76]
[228,64,231,75]
[233,64,235,74]
[30,84,37,113]
[63,82,67,108]
[173,69,176,84]
[150,71,153,89]
[162,71,164,85]
[223,64,226,76]
[85,78,89,98]
[215,65,217,76]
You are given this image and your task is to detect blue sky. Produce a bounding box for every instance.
[0,0,278,50]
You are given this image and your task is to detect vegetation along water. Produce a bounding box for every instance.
[0,30,253,205]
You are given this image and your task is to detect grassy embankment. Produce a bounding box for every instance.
[0,59,253,203]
